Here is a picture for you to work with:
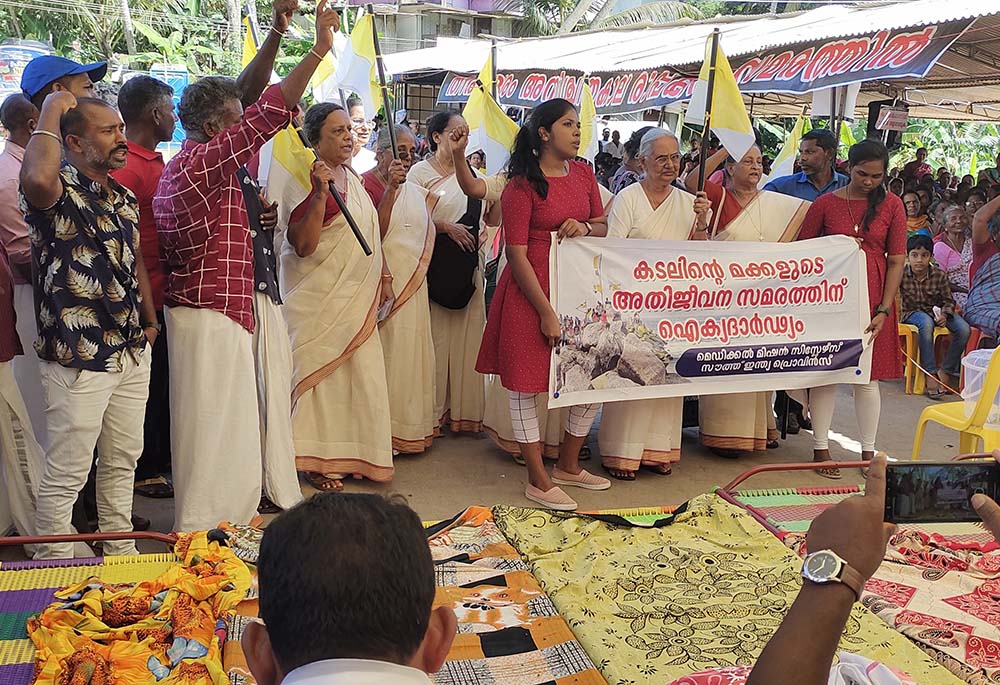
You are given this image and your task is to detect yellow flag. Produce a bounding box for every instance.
[477,52,494,97]
[332,13,381,116]
[686,33,755,163]
[463,56,519,176]
[578,80,599,162]
[760,115,805,188]
[261,126,316,231]
[241,17,256,69]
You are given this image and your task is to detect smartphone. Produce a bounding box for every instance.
[885,461,999,524]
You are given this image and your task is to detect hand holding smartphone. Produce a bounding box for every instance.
[884,460,1000,524]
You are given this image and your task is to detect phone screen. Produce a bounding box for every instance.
[885,462,998,524]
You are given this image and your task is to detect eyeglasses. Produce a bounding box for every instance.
[351,118,374,129]
[652,154,681,168]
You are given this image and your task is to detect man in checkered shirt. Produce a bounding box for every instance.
[153,0,339,532]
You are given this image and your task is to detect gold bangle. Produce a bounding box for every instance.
[381,274,393,280]
[309,48,325,62]
[31,130,62,144]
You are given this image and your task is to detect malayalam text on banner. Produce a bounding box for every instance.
[547,235,871,408]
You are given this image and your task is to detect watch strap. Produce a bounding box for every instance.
[838,562,865,600]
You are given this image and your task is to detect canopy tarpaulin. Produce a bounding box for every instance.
[383,0,1000,120]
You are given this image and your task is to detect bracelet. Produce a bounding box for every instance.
[584,221,592,236]
[31,130,62,144]
[270,26,285,37]
[141,321,162,332]
[694,224,709,232]
[381,274,393,281]
[309,48,326,62]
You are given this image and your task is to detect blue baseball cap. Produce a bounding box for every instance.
[20,55,108,99]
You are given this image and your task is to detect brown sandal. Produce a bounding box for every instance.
[305,473,344,491]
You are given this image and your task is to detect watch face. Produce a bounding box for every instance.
[804,552,839,581]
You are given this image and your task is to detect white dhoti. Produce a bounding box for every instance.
[166,306,261,532]
[12,283,46,450]
[599,398,683,471]
[252,292,303,510]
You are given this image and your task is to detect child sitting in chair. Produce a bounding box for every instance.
[900,233,971,399]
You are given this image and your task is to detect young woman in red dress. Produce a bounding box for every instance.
[797,139,907,479]
[476,98,611,510]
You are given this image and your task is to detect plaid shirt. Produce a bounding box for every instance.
[900,263,955,322]
[153,85,295,332]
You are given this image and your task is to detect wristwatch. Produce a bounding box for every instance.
[873,304,890,318]
[801,550,865,600]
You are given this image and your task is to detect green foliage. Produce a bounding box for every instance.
[592,1,704,29]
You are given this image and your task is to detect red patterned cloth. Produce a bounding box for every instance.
[666,653,917,685]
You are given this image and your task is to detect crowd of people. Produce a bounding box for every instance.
[2,0,1000,555]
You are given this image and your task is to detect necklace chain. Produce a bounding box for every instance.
[845,190,862,234]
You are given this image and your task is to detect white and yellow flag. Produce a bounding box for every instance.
[760,115,805,188]
[578,80,600,163]
[686,33,755,163]
[332,12,380,116]
[257,127,315,232]
[463,54,519,176]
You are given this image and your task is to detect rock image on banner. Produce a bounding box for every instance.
[547,235,871,408]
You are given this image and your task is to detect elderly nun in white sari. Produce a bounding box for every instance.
[684,143,811,456]
[281,103,393,492]
[598,130,711,480]
[407,112,488,434]
[361,126,438,454]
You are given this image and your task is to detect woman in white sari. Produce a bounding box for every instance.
[685,144,811,457]
[281,103,393,491]
[600,130,710,479]
[408,112,486,434]
[361,126,438,454]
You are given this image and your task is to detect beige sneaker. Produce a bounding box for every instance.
[552,467,612,491]
[525,484,578,511]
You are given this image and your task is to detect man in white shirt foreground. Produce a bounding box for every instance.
[241,493,458,684]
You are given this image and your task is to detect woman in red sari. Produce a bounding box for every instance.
[797,140,906,478]
[476,98,611,511]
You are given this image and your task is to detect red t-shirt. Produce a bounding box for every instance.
[111,141,166,309]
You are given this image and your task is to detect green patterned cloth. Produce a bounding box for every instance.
[494,495,964,685]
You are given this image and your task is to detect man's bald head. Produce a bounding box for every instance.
[1,94,38,147]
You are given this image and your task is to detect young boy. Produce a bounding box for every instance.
[900,233,971,398]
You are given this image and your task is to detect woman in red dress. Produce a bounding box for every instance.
[797,139,907,478]
[476,98,611,510]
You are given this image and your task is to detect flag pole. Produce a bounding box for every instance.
[696,28,720,193]
[490,39,498,100]
[366,3,398,159]
[243,0,370,256]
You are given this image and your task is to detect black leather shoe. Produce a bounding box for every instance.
[797,412,812,431]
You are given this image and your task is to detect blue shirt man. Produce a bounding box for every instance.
[763,128,847,202]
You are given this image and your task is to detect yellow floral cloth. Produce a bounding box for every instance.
[494,495,964,685]
[28,531,251,685]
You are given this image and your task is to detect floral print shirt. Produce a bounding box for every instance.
[20,163,146,372]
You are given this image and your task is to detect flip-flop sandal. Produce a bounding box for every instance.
[579,444,592,460]
[601,465,636,481]
[512,454,526,466]
[257,495,281,514]
[134,476,174,499]
[304,473,344,492]
[643,464,672,476]
[926,389,947,400]
[815,463,842,480]
[766,440,780,449]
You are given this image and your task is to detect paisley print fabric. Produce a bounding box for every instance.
[494,495,963,685]
[20,163,146,372]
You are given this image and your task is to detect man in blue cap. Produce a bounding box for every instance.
[20,55,107,110]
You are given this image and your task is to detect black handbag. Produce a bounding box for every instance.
[427,187,482,310]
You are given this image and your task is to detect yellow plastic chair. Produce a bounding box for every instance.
[898,322,951,395]
[911,348,1000,459]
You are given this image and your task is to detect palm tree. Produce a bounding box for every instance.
[558,0,703,34]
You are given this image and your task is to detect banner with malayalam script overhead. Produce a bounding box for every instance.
[436,19,972,115]
[547,235,871,408]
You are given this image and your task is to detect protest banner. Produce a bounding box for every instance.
[437,19,971,116]
[548,235,871,408]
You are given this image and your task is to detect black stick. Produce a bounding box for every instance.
[366,4,397,158]
[296,128,373,256]
[697,28,721,193]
